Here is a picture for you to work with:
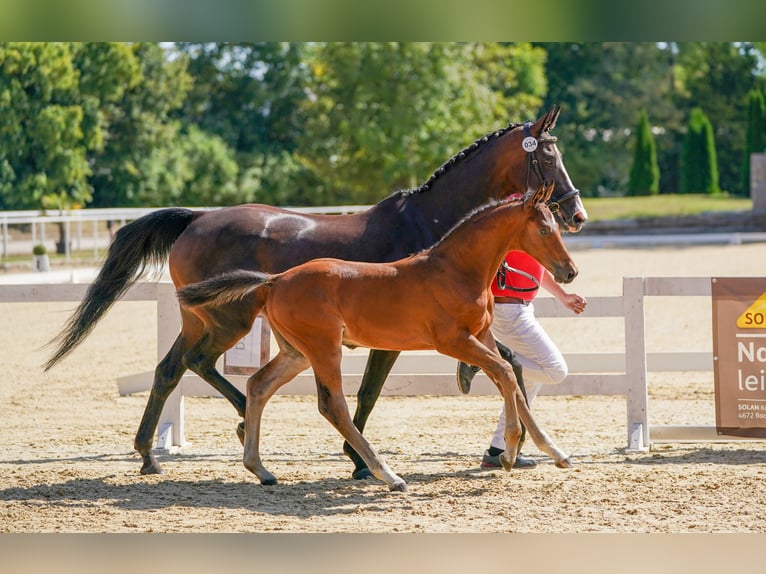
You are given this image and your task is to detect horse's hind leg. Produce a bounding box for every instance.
[344,349,400,479]
[242,344,309,485]
[134,334,188,474]
[181,331,247,418]
[311,355,407,492]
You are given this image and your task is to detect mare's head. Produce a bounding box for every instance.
[518,183,578,284]
[507,106,588,233]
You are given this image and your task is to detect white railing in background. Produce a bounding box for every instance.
[5,276,764,455]
[5,207,766,261]
[0,206,371,259]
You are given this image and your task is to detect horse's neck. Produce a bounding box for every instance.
[410,138,510,235]
[430,204,523,288]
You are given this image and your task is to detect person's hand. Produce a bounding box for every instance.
[561,292,587,315]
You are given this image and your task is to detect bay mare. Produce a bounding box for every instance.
[44,106,587,478]
[177,185,577,491]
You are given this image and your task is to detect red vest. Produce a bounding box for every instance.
[491,250,544,302]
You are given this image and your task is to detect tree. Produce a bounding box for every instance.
[0,43,93,211]
[627,111,660,196]
[673,43,764,195]
[680,107,720,194]
[741,89,766,196]
[298,42,547,205]
[173,43,311,205]
[86,43,194,207]
[538,42,681,196]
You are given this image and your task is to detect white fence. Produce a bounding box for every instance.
[5,276,765,453]
[1,206,371,258]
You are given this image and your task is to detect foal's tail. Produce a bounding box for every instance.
[177,270,273,308]
[44,208,199,371]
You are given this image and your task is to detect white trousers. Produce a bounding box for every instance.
[489,301,568,451]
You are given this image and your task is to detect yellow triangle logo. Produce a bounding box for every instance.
[737,292,766,328]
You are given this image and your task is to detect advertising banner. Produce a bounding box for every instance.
[712,277,766,437]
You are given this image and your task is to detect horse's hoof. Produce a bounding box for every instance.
[236,422,245,446]
[352,468,373,480]
[499,453,515,471]
[140,462,164,475]
[260,477,278,486]
[555,457,573,469]
[389,481,408,492]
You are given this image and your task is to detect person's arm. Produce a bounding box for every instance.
[541,270,586,315]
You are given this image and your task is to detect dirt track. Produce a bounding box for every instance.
[2,242,766,533]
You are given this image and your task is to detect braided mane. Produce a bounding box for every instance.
[413,122,521,194]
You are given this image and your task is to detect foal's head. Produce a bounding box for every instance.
[519,184,578,284]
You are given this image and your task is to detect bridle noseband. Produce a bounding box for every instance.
[522,121,581,220]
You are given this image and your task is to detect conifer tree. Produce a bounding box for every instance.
[680,107,720,194]
[741,89,766,196]
[627,110,660,196]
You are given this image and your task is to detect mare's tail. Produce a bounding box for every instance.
[177,270,273,308]
[44,208,199,370]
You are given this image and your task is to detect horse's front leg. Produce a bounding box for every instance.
[441,332,525,469]
[344,349,401,479]
[513,389,572,468]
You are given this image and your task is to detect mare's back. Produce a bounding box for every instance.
[169,204,377,284]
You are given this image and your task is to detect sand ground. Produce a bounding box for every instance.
[2,242,766,533]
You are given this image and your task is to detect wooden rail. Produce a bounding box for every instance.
[3,277,760,453]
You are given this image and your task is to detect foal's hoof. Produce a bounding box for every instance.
[555,457,573,469]
[352,468,373,480]
[236,422,245,446]
[499,453,515,471]
[390,481,408,492]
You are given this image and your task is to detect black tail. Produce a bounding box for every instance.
[44,208,198,371]
[177,270,273,308]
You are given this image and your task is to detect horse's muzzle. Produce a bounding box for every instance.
[556,264,578,284]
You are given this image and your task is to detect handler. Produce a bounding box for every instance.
[457,241,586,469]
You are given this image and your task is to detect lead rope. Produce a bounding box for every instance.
[496,261,540,292]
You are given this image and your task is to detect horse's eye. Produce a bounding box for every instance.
[540,227,549,236]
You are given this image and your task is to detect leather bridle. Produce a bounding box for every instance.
[522,121,581,225]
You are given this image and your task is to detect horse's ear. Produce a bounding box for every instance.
[525,184,551,208]
[541,182,554,204]
[530,105,560,137]
[546,105,560,131]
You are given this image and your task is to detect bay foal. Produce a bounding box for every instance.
[178,184,577,492]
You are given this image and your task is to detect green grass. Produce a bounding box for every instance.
[582,194,752,222]
[2,249,105,268]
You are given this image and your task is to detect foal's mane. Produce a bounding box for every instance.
[427,195,525,251]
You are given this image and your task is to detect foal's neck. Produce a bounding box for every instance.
[430,202,525,288]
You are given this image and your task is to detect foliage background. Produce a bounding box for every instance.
[2,42,766,211]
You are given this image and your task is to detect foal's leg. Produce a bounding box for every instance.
[310,351,406,492]
[344,349,401,479]
[511,389,572,468]
[242,348,310,485]
[471,333,570,469]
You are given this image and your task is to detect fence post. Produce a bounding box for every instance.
[623,277,650,451]
[155,281,186,450]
